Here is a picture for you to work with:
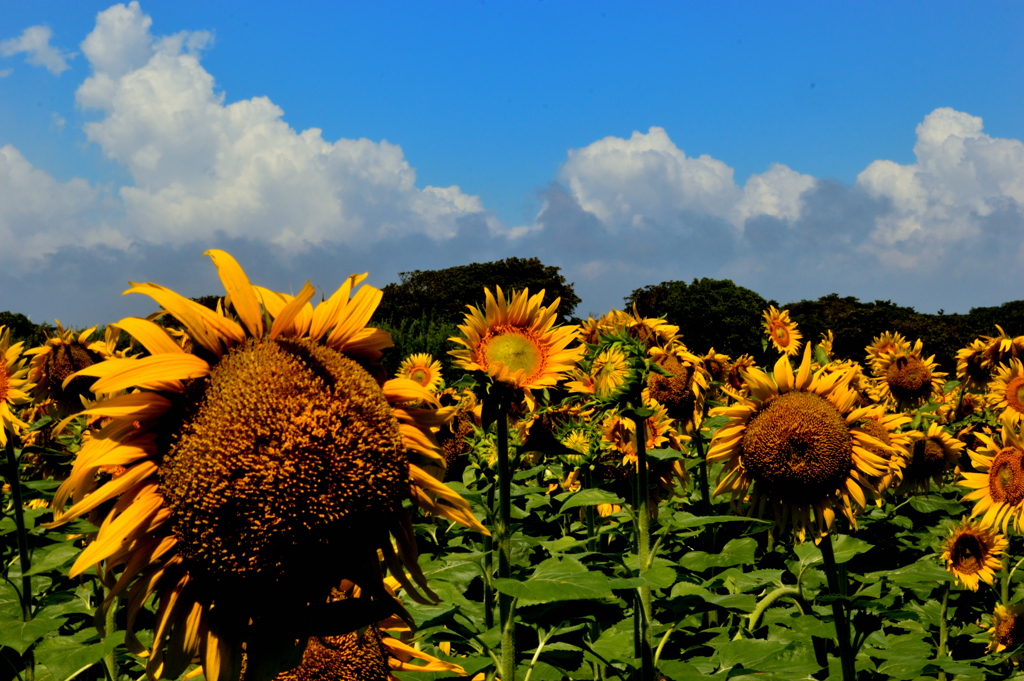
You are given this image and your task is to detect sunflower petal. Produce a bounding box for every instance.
[205,250,264,339]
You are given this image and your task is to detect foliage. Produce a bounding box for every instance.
[374,257,581,325]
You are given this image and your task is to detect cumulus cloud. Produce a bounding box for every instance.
[0,25,74,75]
[71,1,493,252]
[856,107,1024,268]
[0,145,122,267]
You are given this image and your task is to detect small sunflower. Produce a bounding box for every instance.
[707,346,896,542]
[982,325,1024,368]
[817,330,835,362]
[957,339,993,390]
[645,345,708,429]
[858,411,912,497]
[702,348,731,384]
[941,518,1007,591]
[46,251,486,681]
[897,423,964,494]
[596,307,680,350]
[725,354,757,396]
[989,358,1024,425]
[871,339,946,411]
[0,326,33,446]
[762,306,802,356]
[962,416,1024,533]
[590,344,633,399]
[396,353,443,393]
[26,322,117,412]
[864,331,911,373]
[989,604,1024,659]
[449,287,583,404]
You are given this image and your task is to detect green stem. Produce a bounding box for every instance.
[103,588,118,681]
[496,406,515,681]
[1003,556,1024,605]
[748,587,807,632]
[5,437,32,621]
[484,477,495,631]
[937,581,950,681]
[820,536,856,681]
[583,468,604,681]
[633,416,654,681]
[693,430,711,518]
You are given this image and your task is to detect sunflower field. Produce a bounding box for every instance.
[6,251,1024,681]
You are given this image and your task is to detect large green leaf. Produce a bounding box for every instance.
[556,488,626,513]
[492,557,615,605]
[34,630,125,681]
[24,543,80,576]
[794,534,873,568]
[0,616,66,655]
[607,565,677,590]
[678,537,757,571]
[715,639,794,670]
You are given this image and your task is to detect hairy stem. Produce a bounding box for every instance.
[820,536,856,681]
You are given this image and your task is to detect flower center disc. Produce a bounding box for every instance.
[950,532,984,575]
[996,610,1024,648]
[741,391,852,505]
[989,447,1024,506]
[860,419,893,461]
[886,355,933,403]
[1005,376,1024,414]
[47,344,101,404]
[647,356,696,422]
[409,368,430,386]
[909,437,950,479]
[159,338,406,588]
[772,323,790,345]
[481,327,543,382]
[0,363,8,403]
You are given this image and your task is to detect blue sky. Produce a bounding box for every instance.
[1,1,1022,326]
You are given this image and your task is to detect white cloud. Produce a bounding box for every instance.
[0,145,121,265]
[0,25,73,75]
[857,107,1024,266]
[71,2,488,251]
[0,68,11,78]
[554,126,815,235]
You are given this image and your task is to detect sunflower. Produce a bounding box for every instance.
[896,423,964,494]
[725,354,757,396]
[940,518,1007,592]
[858,411,912,497]
[601,398,685,468]
[864,331,911,373]
[588,344,633,399]
[396,353,443,393]
[871,339,946,411]
[0,326,33,446]
[817,330,835,362]
[645,345,708,429]
[449,287,583,404]
[45,251,486,681]
[702,348,731,384]
[989,604,1024,659]
[982,325,1024,368]
[957,339,993,390]
[26,321,117,412]
[961,416,1024,533]
[989,359,1024,425]
[762,306,802,356]
[707,346,896,542]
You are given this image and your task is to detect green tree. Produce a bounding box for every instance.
[374,257,581,326]
[626,278,775,359]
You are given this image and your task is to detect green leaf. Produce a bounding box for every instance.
[0,616,66,655]
[716,639,794,670]
[646,447,684,462]
[556,488,625,513]
[908,495,965,514]
[492,557,615,605]
[24,543,81,576]
[607,565,677,590]
[678,537,757,571]
[667,583,755,611]
[793,534,873,568]
[667,511,768,530]
[883,558,954,587]
[588,620,635,666]
[34,630,125,681]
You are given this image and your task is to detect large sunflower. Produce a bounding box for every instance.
[707,346,895,542]
[988,359,1024,425]
[871,339,946,411]
[0,326,33,446]
[46,251,486,681]
[961,416,1024,533]
[941,518,1007,592]
[396,353,443,393]
[449,287,583,401]
[762,306,802,356]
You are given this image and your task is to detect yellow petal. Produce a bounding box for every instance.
[204,250,264,338]
[269,281,316,340]
[113,317,184,355]
[71,354,210,394]
[125,282,244,357]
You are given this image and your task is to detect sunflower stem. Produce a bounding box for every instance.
[633,415,654,681]
[484,475,495,631]
[820,535,856,681]
[583,468,605,680]
[5,436,32,622]
[695,432,711,518]
[496,402,516,681]
[103,586,119,681]
[937,581,950,681]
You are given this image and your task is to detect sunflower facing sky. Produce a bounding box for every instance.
[870,339,947,411]
[962,416,1024,534]
[941,518,1007,592]
[449,287,583,403]
[396,353,443,393]
[707,346,896,542]
[45,251,486,681]
[0,326,33,446]
[762,306,802,356]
